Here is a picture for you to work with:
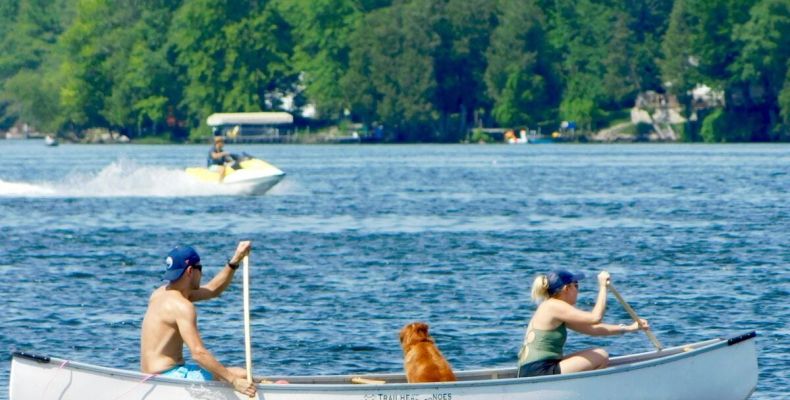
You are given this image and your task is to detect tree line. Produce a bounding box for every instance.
[1,0,788,142]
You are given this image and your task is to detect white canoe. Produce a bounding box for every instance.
[10,332,757,400]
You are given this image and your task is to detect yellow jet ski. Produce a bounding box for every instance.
[186,153,285,195]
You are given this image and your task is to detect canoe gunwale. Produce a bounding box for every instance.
[10,331,756,392]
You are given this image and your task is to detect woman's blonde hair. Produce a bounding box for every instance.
[531,274,550,303]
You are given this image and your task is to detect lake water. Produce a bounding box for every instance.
[0,140,787,399]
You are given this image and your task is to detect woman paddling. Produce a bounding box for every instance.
[517,269,650,377]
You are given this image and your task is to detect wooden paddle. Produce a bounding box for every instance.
[242,255,254,398]
[351,377,386,385]
[607,282,663,351]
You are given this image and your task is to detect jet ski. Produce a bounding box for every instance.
[185,152,285,195]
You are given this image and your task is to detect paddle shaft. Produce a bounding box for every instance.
[242,255,254,396]
[351,377,386,385]
[607,282,663,351]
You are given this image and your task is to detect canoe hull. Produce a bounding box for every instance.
[10,332,757,400]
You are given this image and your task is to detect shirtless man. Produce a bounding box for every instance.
[140,241,256,397]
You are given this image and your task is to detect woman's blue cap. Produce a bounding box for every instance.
[163,246,201,282]
[547,269,586,295]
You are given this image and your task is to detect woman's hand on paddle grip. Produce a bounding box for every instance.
[627,318,650,332]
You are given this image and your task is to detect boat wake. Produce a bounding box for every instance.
[0,160,259,197]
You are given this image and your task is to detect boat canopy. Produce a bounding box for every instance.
[207,112,293,127]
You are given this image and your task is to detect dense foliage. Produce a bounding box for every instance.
[0,0,787,142]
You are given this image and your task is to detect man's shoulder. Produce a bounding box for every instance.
[150,287,194,313]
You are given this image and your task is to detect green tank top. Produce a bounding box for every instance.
[518,323,567,366]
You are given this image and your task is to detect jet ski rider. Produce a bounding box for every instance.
[208,134,235,181]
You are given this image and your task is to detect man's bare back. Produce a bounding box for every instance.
[140,286,192,373]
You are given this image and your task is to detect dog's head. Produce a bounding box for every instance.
[399,322,433,353]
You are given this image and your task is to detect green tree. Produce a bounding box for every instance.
[663,0,764,142]
[278,0,362,119]
[779,68,790,132]
[169,0,228,129]
[170,0,296,138]
[690,0,756,84]
[730,0,790,140]
[0,69,60,132]
[59,0,180,137]
[0,1,19,50]
[0,0,64,78]
[733,0,790,93]
[659,0,701,140]
[343,1,440,141]
[0,0,72,131]
[358,0,394,11]
[700,107,758,142]
[622,0,674,91]
[60,0,128,130]
[433,0,496,141]
[662,0,756,92]
[220,6,295,113]
[549,0,616,130]
[484,0,558,129]
[1,0,785,143]
[601,12,640,108]
[103,4,181,137]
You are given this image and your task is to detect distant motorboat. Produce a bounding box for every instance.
[44,136,59,147]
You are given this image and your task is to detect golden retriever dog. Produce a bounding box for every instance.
[399,322,456,383]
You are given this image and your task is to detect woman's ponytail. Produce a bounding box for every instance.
[531,274,550,303]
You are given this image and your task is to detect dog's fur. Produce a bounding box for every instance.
[399,322,456,383]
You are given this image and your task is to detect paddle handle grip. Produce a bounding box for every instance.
[607,283,663,351]
[242,255,254,397]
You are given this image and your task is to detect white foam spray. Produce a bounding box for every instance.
[0,159,246,197]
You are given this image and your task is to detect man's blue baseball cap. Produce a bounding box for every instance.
[163,245,201,282]
[547,269,586,295]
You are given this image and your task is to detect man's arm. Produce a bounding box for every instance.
[175,301,234,382]
[190,241,251,302]
[175,301,256,396]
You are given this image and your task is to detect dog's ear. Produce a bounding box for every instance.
[400,322,417,345]
[414,322,429,338]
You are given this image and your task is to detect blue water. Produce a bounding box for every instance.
[0,141,788,399]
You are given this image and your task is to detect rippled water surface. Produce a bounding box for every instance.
[1,141,788,398]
